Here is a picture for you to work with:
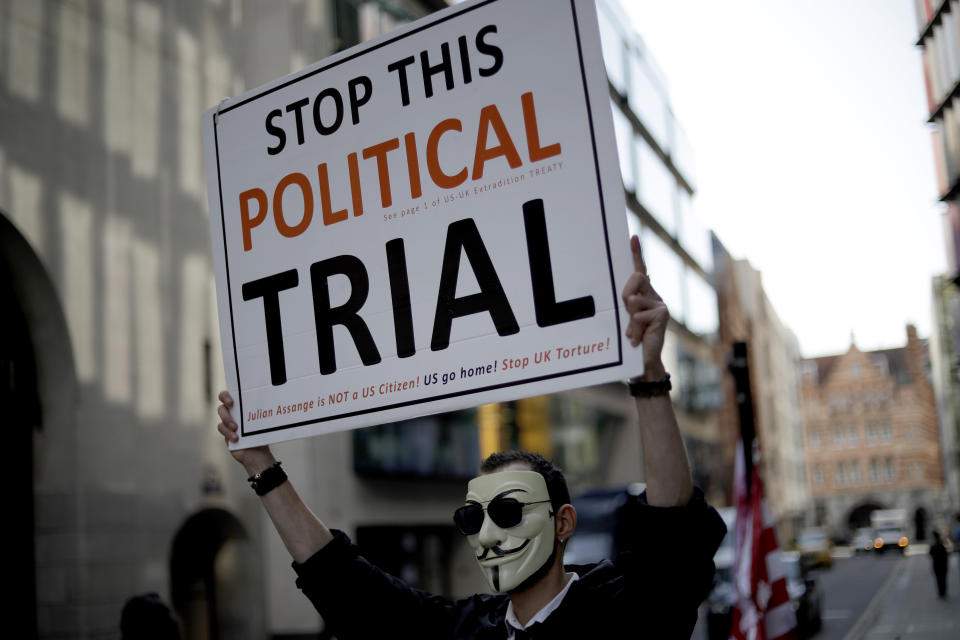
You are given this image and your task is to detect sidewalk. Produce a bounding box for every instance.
[849,550,959,640]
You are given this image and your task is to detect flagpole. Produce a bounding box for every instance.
[728,341,757,496]
[727,342,799,640]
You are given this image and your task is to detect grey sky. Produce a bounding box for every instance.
[624,0,945,356]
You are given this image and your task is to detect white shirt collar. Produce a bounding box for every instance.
[505,572,579,636]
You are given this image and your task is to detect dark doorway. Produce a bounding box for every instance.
[0,243,41,637]
[848,502,884,530]
[914,507,928,541]
[170,508,260,640]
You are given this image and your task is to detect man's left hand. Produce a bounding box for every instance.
[621,234,669,381]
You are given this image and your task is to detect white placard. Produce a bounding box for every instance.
[203,0,643,448]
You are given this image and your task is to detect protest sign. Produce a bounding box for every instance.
[202,0,644,448]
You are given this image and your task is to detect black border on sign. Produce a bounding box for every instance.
[212,0,624,438]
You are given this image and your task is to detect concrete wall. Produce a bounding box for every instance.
[1,1,338,636]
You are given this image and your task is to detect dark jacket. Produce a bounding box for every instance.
[293,490,726,639]
[930,540,948,573]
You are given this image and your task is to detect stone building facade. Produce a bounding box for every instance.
[0,1,453,637]
[801,326,946,540]
[713,238,809,543]
[914,0,960,526]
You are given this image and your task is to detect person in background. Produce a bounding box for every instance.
[953,514,960,591]
[929,530,949,599]
[120,593,182,640]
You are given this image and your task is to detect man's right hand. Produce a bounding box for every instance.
[217,392,334,560]
[217,390,276,476]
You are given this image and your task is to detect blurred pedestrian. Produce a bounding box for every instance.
[120,593,182,640]
[952,514,960,591]
[929,531,948,598]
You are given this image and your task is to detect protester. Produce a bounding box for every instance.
[216,235,726,639]
[119,593,182,640]
[930,530,949,599]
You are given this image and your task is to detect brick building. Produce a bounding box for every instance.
[801,326,946,540]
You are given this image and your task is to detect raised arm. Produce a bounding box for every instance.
[621,235,693,507]
[217,392,334,563]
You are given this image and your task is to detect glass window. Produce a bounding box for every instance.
[678,194,713,271]
[813,464,824,486]
[611,102,635,192]
[627,50,668,149]
[639,228,684,324]
[684,268,718,337]
[549,395,621,488]
[870,458,880,483]
[636,137,676,234]
[847,426,858,445]
[358,2,405,41]
[835,462,846,486]
[675,344,723,412]
[935,24,954,96]
[353,410,479,478]
[808,431,821,450]
[952,8,960,89]
[596,1,627,94]
[850,461,861,484]
[884,458,896,481]
[625,208,642,240]
[943,103,959,181]
[672,120,696,187]
[676,184,691,233]
[881,423,893,442]
[833,427,844,447]
[872,354,889,376]
[943,12,960,89]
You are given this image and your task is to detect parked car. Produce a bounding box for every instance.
[705,508,736,640]
[781,550,824,637]
[796,527,833,568]
[563,483,647,566]
[870,509,909,553]
[872,526,909,553]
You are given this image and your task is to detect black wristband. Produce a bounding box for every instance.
[627,373,672,398]
[247,461,288,496]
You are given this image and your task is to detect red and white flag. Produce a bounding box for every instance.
[729,443,798,640]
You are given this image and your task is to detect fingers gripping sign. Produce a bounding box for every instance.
[218,390,274,471]
[217,390,240,444]
[622,235,669,380]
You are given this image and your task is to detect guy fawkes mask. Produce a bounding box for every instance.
[456,470,556,592]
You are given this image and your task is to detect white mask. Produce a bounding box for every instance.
[459,470,556,592]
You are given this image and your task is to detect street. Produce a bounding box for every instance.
[858,549,959,639]
[698,547,960,640]
[811,551,902,640]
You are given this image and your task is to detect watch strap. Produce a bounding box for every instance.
[247,461,288,496]
[627,373,672,398]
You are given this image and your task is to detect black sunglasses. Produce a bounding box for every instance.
[453,497,553,535]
